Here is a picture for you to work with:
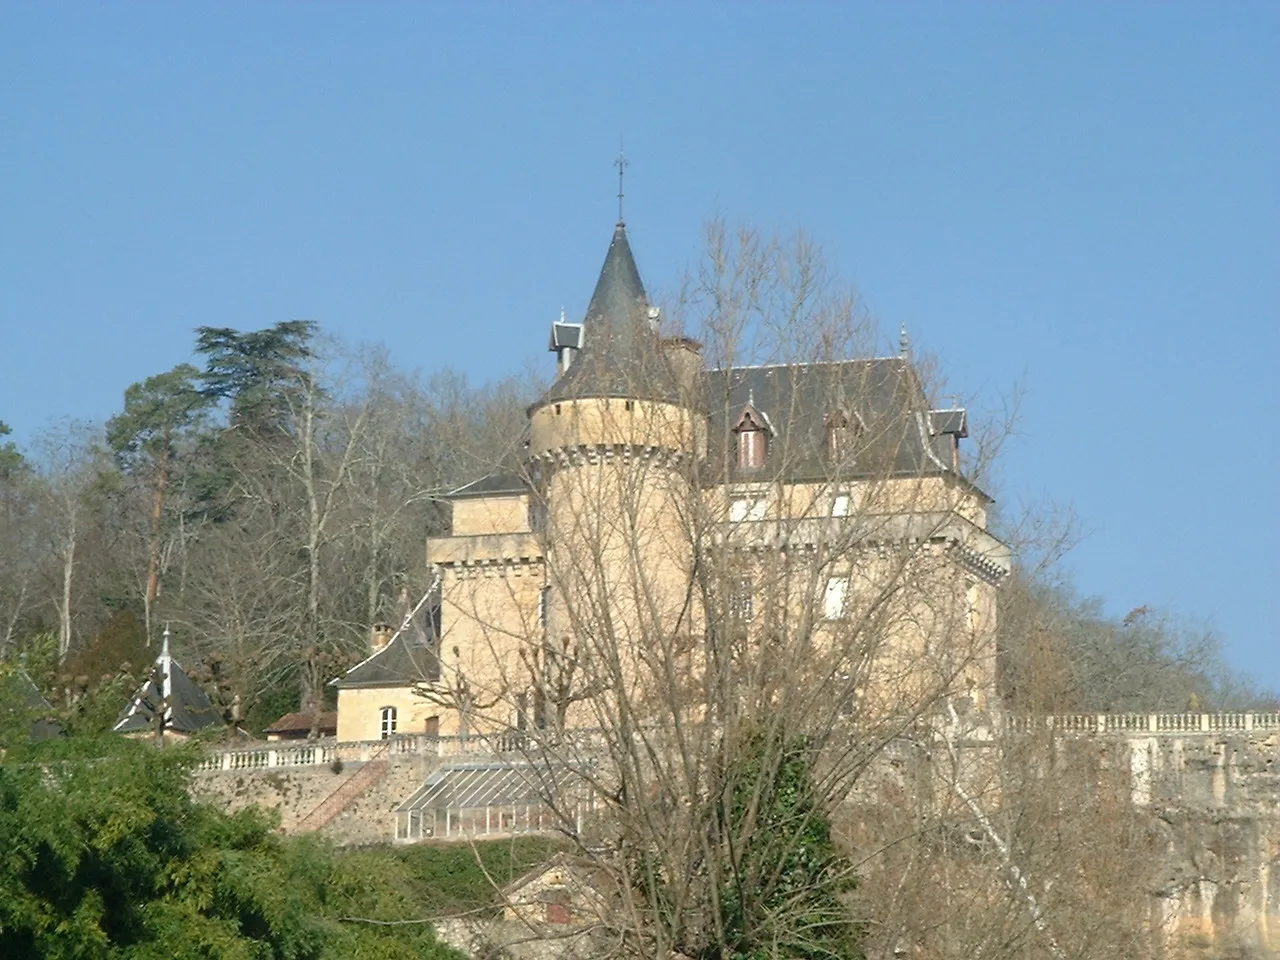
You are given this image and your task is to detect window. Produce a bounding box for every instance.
[832,492,852,517]
[737,427,766,469]
[379,706,398,739]
[729,576,755,623]
[835,675,858,717]
[733,406,770,470]
[539,584,551,629]
[729,497,767,522]
[624,400,634,411]
[823,577,849,620]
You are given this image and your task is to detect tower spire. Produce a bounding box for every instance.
[900,321,911,359]
[614,140,628,224]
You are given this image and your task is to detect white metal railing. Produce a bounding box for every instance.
[1005,713,1280,736]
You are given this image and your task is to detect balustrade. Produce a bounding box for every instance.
[1004,712,1280,737]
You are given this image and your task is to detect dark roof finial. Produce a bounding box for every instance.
[614,139,628,224]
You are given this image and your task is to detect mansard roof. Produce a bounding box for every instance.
[541,222,680,405]
[705,358,979,490]
[113,633,222,735]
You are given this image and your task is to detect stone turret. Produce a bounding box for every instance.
[530,221,700,460]
[527,221,702,728]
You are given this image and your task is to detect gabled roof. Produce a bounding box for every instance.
[541,222,680,405]
[113,631,222,735]
[501,851,613,899]
[333,586,441,689]
[264,711,337,737]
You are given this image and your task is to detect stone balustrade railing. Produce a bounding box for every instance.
[196,715,1280,772]
[1006,712,1280,736]
[195,731,541,773]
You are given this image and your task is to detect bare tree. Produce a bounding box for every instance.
[424,222,1025,958]
[0,422,38,657]
[30,420,105,664]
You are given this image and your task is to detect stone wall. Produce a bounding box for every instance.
[193,761,346,832]
[191,736,444,844]
[191,719,1280,958]
[1144,733,1277,957]
[1060,723,1280,958]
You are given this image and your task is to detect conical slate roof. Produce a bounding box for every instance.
[113,630,221,735]
[542,222,680,404]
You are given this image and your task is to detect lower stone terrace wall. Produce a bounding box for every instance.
[191,720,1280,956]
[191,734,519,843]
[1046,721,1280,957]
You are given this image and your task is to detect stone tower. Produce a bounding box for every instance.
[528,220,703,727]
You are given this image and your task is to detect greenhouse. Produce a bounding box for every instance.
[395,760,593,842]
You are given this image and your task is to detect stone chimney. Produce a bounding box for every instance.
[662,335,703,396]
[370,622,394,654]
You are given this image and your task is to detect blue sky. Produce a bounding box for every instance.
[2,4,1277,690]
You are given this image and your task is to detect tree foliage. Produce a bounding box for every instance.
[709,729,861,960]
[0,733,464,959]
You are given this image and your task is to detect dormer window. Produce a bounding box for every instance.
[733,407,770,471]
[738,429,765,469]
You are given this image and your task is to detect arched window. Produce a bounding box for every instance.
[379,705,398,739]
[733,407,769,470]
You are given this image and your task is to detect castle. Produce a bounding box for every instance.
[189,217,1278,955]
[332,216,1010,744]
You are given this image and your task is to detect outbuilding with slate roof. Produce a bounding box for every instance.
[113,628,222,738]
[332,586,443,743]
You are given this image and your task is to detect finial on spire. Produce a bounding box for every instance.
[560,306,566,324]
[614,140,628,224]
[161,623,171,659]
[899,322,910,359]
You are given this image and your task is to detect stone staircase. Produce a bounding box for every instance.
[295,742,389,832]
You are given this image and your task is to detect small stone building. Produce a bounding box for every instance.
[263,710,337,741]
[332,595,442,743]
